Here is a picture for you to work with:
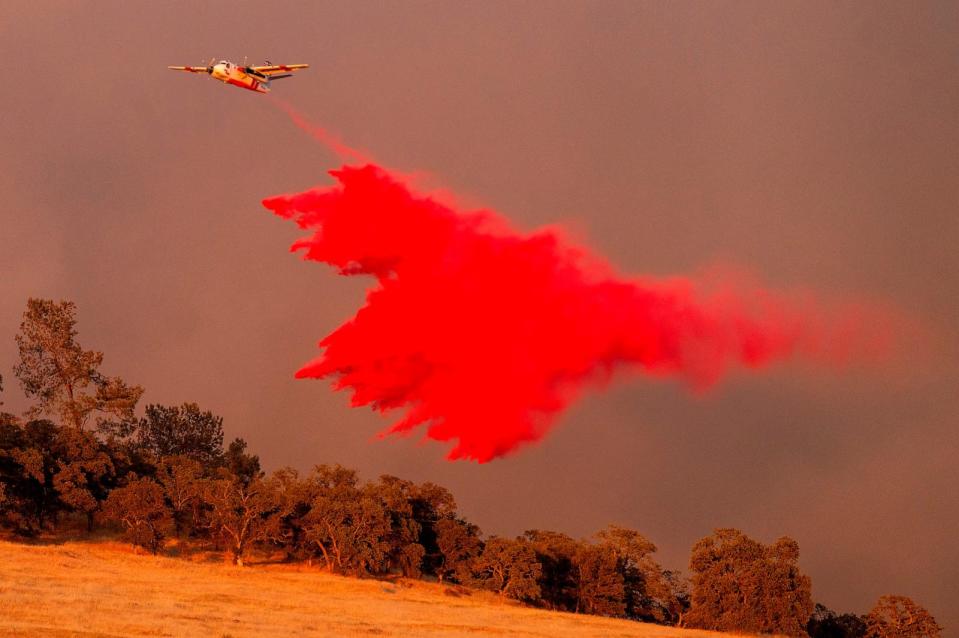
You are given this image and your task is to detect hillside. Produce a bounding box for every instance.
[0,539,723,638]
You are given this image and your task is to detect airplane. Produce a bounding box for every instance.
[167,59,309,93]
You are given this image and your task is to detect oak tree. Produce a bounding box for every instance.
[469,537,542,602]
[261,467,320,562]
[435,517,482,583]
[102,477,171,554]
[594,525,688,623]
[524,529,581,611]
[155,455,204,537]
[409,481,457,576]
[302,465,392,575]
[0,419,110,532]
[205,471,277,566]
[865,595,942,638]
[686,528,813,636]
[574,543,626,616]
[51,426,114,531]
[372,475,426,577]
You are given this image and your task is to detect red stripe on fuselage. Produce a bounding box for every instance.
[225,77,262,92]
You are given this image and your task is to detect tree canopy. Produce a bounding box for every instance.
[686,528,813,636]
[866,595,942,638]
[14,299,142,430]
[135,403,225,465]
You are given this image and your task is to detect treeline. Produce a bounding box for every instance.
[0,299,943,638]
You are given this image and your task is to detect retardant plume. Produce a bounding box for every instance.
[269,97,372,165]
[263,165,894,462]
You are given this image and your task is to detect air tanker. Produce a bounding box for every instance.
[168,59,309,93]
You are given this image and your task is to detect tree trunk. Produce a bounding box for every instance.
[233,539,245,566]
[316,543,332,572]
[150,526,160,555]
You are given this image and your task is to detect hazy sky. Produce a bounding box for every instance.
[1,0,956,629]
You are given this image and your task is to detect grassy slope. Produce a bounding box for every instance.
[0,539,723,638]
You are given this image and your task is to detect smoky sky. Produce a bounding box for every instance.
[1,0,956,629]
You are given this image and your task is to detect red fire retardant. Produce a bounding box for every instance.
[264,165,890,462]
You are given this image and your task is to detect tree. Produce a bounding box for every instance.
[469,537,542,601]
[650,569,690,627]
[301,464,361,572]
[372,475,426,577]
[102,477,170,554]
[409,481,457,577]
[573,543,626,616]
[51,426,114,531]
[761,536,815,633]
[337,484,394,575]
[155,455,204,537]
[685,528,813,636]
[205,471,278,566]
[808,603,868,638]
[594,524,687,624]
[524,529,581,611]
[435,517,482,583]
[865,595,942,638]
[302,465,392,575]
[0,419,64,531]
[222,437,261,485]
[0,419,113,533]
[259,467,318,562]
[135,403,224,465]
[14,299,142,430]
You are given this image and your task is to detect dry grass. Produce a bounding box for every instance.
[0,539,724,638]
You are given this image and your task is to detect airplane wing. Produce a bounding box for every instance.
[168,66,209,73]
[249,64,309,76]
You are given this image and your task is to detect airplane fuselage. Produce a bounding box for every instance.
[210,61,269,93]
[169,59,307,93]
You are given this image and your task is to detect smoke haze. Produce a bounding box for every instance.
[1,1,956,628]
